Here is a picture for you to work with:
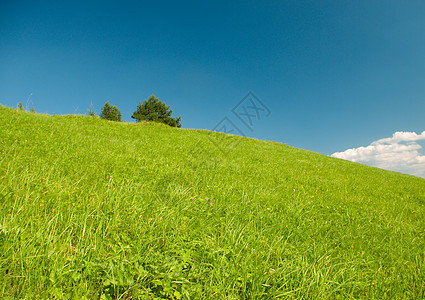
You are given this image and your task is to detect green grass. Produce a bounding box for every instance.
[1,105,424,299]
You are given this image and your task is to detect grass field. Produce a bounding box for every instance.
[1,105,425,299]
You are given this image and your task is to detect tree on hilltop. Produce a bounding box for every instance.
[100,101,122,122]
[131,95,181,128]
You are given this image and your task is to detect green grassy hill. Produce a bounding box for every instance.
[1,105,424,299]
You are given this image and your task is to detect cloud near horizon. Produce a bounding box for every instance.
[331,131,425,178]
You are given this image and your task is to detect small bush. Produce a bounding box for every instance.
[100,101,121,122]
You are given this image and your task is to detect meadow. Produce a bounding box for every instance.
[1,105,424,299]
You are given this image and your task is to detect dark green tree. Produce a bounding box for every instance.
[18,102,24,111]
[100,101,122,122]
[131,95,181,128]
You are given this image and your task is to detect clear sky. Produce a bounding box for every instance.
[1,0,424,177]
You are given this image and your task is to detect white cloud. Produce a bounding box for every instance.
[331,131,425,178]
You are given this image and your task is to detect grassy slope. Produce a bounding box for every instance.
[0,105,424,299]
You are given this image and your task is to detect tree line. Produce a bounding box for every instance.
[89,95,181,128]
[16,95,181,128]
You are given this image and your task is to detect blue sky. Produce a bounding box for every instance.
[1,1,424,177]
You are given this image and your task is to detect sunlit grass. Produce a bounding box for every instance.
[1,105,424,298]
